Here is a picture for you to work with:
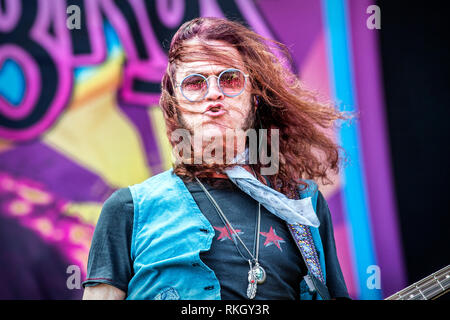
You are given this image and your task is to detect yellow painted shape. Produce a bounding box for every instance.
[64,201,103,226]
[43,87,151,188]
[70,53,125,111]
[148,106,173,171]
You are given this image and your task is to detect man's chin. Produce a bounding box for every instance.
[195,123,231,139]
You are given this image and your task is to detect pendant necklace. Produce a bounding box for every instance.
[195,176,266,299]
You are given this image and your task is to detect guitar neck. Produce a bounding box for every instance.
[385,265,450,300]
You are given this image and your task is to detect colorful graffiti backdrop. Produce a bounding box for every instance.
[0,0,405,299]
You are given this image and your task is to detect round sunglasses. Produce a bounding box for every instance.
[176,68,249,102]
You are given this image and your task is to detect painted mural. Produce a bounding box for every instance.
[0,0,405,299]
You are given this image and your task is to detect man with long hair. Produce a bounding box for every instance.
[82,17,349,300]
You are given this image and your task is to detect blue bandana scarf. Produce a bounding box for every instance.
[224,165,320,227]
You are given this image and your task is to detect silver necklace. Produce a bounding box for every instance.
[194,176,266,299]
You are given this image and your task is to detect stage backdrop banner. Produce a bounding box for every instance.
[0,0,405,299]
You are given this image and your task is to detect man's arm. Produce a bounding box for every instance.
[81,188,134,299]
[83,283,126,300]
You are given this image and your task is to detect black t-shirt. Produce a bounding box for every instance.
[82,178,349,300]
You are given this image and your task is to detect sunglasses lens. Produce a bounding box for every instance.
[219,70,245,96]
[181,75,207,101]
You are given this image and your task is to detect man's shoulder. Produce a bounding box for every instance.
[103,187,133,209]
[128,168,183,199]
[130,169,175,188]
[98,187,134,222]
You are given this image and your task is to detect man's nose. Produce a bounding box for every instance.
[205,76,224,101]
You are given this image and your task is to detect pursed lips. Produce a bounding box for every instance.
[203,103,227,117]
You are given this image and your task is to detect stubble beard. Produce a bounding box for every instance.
[175,105,257,164]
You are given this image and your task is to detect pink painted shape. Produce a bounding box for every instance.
[299,31,332,101]
[235,0,278,40]
[117,0,169,105]
[0,171,94,277]
[199,0,225,18]
[0,1,72,141]
[0,0,21,32]
[156,0,185,28]
[69,0,108,66]
[120,62,165,105]
[334,223,359,299]
[235,0,288,69]
[31,0,71,57]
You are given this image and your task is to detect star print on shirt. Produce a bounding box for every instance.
[260,226,286,251]
[213,225,243,241]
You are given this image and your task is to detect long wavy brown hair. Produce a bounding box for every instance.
[159,17,347,199]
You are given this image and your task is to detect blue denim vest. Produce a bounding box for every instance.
[126,169,329,300]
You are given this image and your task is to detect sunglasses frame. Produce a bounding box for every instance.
[176,68,250,102]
